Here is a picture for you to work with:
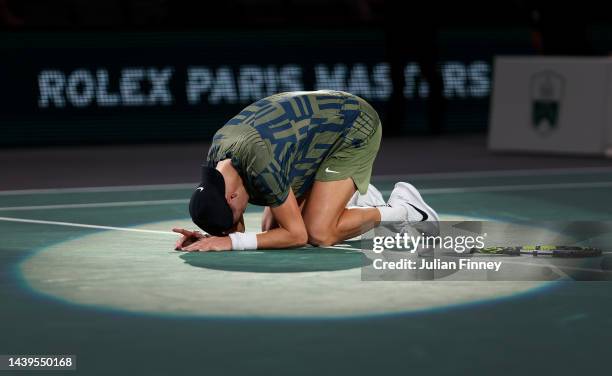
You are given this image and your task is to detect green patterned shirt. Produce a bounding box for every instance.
[207,90,366,207]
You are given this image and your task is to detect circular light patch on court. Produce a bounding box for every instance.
[19,213,549,319]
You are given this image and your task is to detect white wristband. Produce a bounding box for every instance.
[229,232,258,251]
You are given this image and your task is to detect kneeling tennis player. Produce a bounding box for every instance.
[173,90,439,251]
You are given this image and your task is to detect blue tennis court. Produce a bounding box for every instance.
[1,168,611,375]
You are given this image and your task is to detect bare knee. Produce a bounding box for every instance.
[261,207,279,232]
[306,224,340,247]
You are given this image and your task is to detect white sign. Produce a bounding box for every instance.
[489,57,612,156]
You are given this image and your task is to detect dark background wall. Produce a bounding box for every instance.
[1,0,611,146]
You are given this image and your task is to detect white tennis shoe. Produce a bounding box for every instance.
[387,182,440,236]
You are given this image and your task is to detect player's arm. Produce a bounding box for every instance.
[256,189,308,249]
[179,189,307,252]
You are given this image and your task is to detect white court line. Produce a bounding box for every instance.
[375,166,612,181]
[0,216,176,235]
[0,181,611,212]
[0,183,196,196]
[326,245,360,252]
[417,181,612,194]
[2,166,612,196]
[0,199,188,212]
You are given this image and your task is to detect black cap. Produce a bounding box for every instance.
[189,167,234,236]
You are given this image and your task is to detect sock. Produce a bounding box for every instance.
[377,205,407,222]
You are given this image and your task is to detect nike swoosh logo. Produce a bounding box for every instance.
[196,187,204,192]
[409,204,428,221]
[325,167,340,174]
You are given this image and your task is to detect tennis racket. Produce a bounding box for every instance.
[470,245,603,258]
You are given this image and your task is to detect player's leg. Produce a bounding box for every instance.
[302,178,381,246]
[302,98,384,245]
[302,96,438,245]
[261,207,277,231]
[302,179,441,246]
[347,183,386,207]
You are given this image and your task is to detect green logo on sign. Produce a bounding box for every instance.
[530,71,565,135]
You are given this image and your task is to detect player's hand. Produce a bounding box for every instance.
[172,228,207,250]
[180,236,232,252]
